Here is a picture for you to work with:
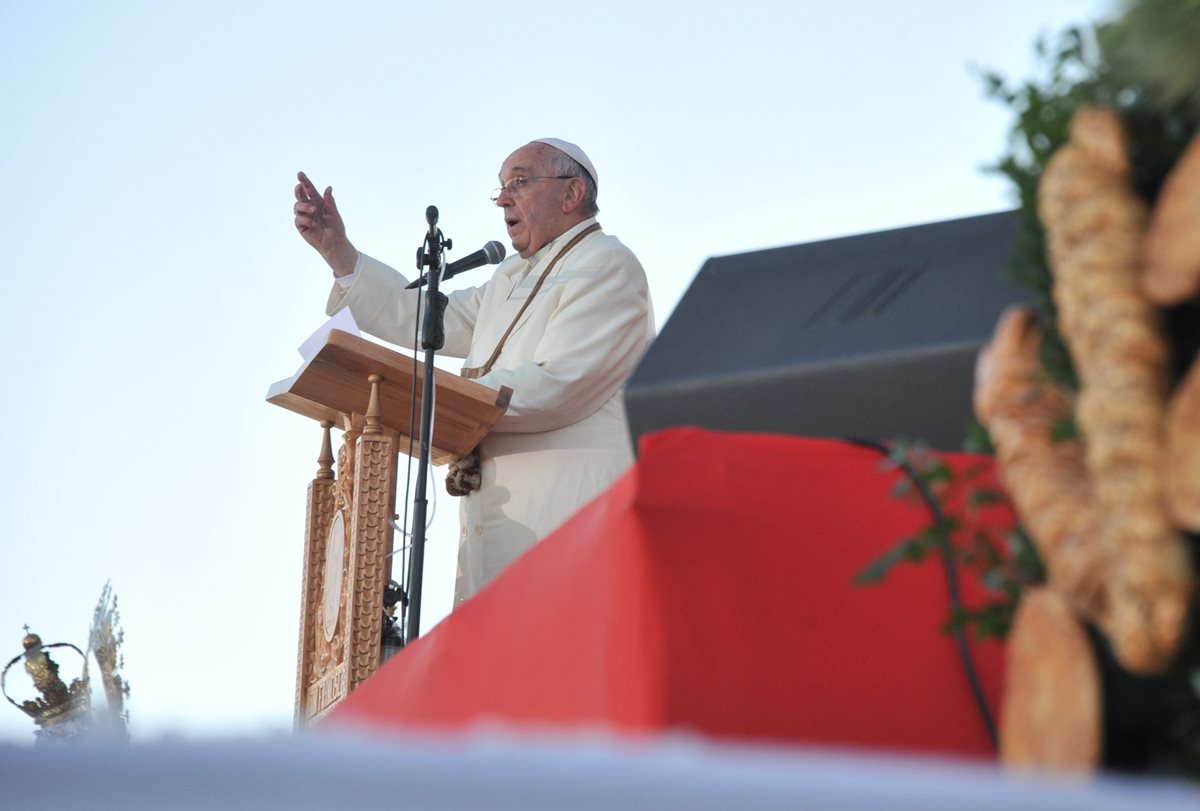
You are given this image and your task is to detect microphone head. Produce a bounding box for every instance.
[426,205,439,226]
[482,240,506,264]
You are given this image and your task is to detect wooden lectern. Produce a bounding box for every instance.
[267,330,511,726]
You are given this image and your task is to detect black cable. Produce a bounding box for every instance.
[848,438,999,751]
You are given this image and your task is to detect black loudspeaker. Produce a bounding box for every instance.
[625,210,1028,452]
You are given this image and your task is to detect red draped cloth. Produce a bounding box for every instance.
[327,428,1011,758]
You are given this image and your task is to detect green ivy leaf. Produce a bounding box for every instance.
[1050,413,1079,442]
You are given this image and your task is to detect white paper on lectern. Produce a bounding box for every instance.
[298,308,361,360]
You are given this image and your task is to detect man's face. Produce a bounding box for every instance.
[496,144,572,259]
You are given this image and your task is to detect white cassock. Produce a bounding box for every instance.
[326,217,655,604]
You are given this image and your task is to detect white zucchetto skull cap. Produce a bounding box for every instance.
[532,137,598,187]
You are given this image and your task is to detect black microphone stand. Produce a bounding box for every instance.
[404,205,450,644]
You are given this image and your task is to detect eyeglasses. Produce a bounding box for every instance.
[490,175,576,202]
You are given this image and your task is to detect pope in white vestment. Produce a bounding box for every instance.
[297,138,655,604]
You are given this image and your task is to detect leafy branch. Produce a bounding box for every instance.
[855,441,1043,640]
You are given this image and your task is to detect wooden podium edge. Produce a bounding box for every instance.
[266,329,511,464]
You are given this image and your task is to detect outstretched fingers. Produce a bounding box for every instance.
[296,171,322,203]
[294,172,329,232]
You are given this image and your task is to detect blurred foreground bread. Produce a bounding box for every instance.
[1165,358,1200,531]
[1036,105,1191,674]
[974,307,1105,616]
[1143,132,1200,305]
[1000,587,1101,771]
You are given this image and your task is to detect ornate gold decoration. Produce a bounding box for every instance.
[3,584,131,742]
[3,628,90,741]
[86,582,130,738]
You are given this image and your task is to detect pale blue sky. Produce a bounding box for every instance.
[0,0,1110,742]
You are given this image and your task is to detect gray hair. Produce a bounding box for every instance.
[541,146,599,217]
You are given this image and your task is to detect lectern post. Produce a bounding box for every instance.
[268,330,510,726]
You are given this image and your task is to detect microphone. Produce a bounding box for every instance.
[407,240,506,289]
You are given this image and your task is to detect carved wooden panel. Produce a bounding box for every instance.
[345,429,398,688]
[295,406,399,726]
[295,480,335,725]
[295,422,336,727]
[297,422,361,726]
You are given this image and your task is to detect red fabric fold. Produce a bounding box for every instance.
[326,428,1010,758]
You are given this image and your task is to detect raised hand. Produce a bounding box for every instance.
[293,171,358,277]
